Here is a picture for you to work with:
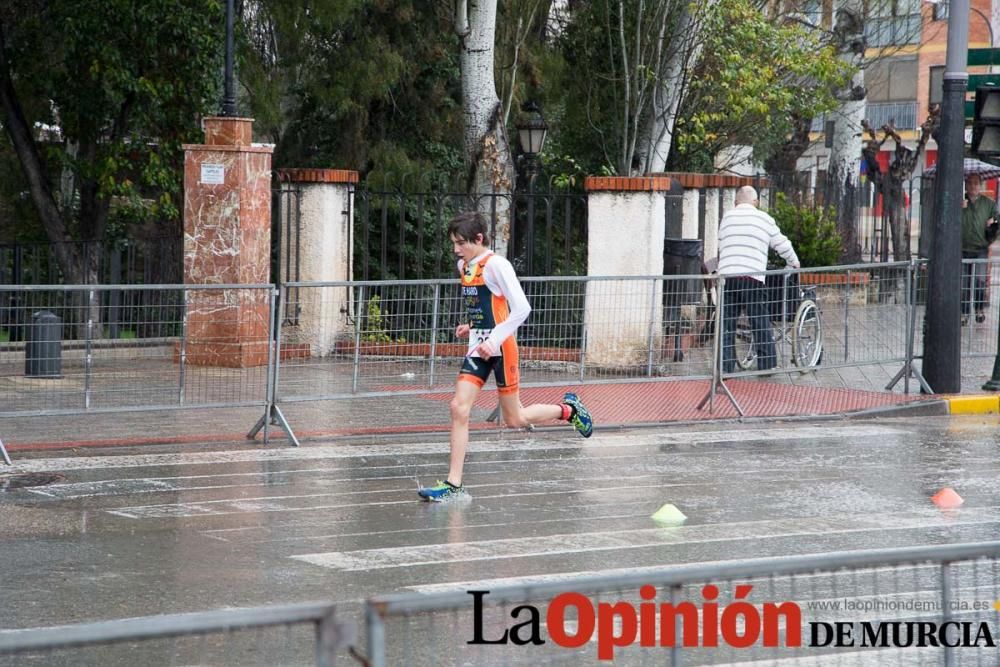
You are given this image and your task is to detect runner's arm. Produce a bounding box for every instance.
[482,258,531,352]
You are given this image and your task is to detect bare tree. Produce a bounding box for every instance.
[861,105,940,261]
[634,0,717,174]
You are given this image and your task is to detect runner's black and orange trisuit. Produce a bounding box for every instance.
[458,253,520,393]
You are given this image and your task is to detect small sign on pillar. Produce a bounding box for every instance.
[200,163,225,185]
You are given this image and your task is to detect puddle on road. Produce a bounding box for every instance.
[0,472,66,491]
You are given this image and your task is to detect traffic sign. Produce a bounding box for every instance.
[969,74,1000,90]
[968,48,1000,67]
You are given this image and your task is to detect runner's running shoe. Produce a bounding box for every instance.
[563,392,593,438]
[418,480,464,501]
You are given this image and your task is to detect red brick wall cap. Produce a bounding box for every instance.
[584,176,673,192]
[277,168,360,184]
[649,172,770,188]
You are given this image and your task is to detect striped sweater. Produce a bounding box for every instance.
[717,204,799,282]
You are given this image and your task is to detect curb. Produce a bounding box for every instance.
[946,395,1000,414]
[846,399,950,419]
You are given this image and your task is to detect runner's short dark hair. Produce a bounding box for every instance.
[447,211,491,246]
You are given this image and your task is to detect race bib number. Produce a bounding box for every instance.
[468,328,492,357]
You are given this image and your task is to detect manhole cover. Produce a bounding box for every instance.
[0,473,66,491]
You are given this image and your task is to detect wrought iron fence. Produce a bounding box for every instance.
[0,238,184,341]
[351,189,588,281]
[761,173,925,264]
[0,238,181,286]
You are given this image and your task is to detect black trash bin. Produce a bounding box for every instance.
[25,310,62,378]
[663,238,705,298]
[663,238,704,362]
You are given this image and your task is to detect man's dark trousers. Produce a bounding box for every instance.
[722,276,776,372]
[961,251,988,316]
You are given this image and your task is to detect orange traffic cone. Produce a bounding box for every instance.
[931,487,964,509]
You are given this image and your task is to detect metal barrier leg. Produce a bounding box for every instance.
[247,288,301,447]
[0,438,11,466]
[887,261,933,393]
[366,603,386,667]
[486,403,536,431]
[316,608,356,667]
[247,404,301,447]
[696,276,745,416]
[941,561,954,667]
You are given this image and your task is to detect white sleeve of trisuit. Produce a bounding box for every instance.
[483,256,531,351]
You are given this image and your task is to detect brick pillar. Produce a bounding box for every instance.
[183,117,273,367]
[276,168,358,356]
[583,176,672,367]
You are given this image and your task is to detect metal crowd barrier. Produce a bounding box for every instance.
[0,284,274,418]
[273,274,715,405]
[365,540,1000,666]
[3,260,1000,451]
[4,542,997,664]
[0,602,354,666]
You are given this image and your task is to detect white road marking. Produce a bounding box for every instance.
[406,560,967,596]
[104,483,677,518]
[291,507,1000,571]
[7,425,906,474]
[28,456,837,499]
[104,472,844,519]
[207,510,651,543]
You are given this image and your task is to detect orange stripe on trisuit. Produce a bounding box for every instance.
[458,374,485,388]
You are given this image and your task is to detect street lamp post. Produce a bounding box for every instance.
[221,0,236,116]
[970,7,995,54]
[924,0,970,394]
[514,102,548,274]
[516,101,548,192]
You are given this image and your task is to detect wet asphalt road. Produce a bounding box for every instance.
[2,416,1000,665]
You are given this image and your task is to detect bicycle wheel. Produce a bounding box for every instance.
[734,314,756,370]
[791,299,822,367]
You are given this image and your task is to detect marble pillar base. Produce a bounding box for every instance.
[181,341,271,368]
[183,292,270,368]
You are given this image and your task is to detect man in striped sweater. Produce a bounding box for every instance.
[717,186,800,373]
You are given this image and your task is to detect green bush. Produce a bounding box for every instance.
[766,192,842,268]
[361,295,407,344]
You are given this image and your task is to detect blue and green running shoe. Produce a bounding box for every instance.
[563,392,593,438]
[418,479,463,501]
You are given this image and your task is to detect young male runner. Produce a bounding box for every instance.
[417,212,593,501]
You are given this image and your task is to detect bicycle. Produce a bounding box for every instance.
[731,272,823,370]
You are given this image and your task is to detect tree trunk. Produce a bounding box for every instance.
[826,7,865,263]
[883,182,909,261]
[828,103,864,264]
[459,0,514,259]
[764,117,813,176]
[0,26,80,277]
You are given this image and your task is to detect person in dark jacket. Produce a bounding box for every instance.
[961,174,1000,324]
